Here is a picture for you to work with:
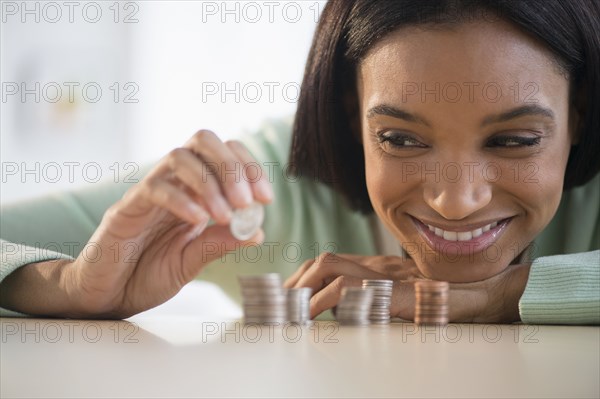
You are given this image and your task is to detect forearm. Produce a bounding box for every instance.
[503,262,531,323]
[448,263,531,324]
[0,259,76,317]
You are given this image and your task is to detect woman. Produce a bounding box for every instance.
[1,0,598,323]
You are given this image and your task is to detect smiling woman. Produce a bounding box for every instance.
[289,0,599,322]
[1,0,599,324]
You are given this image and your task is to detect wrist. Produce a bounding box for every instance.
[502,263,531,323]
[0,259,75,317]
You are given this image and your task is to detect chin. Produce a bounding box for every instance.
[413,255,512,283]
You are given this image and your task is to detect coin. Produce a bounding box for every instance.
[238,273,313,325]
[239,273,287,324]
[230,202,264,240]
[414,280,449,326]
[336,287,374,326]
[362,279,393,324]
[287,287,312,325]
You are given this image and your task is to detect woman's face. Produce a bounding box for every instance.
[357,20,576,282]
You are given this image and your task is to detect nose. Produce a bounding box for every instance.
[422,162,492,220]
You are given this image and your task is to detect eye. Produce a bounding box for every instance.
[377,131,427,149]
[486,135,541,148]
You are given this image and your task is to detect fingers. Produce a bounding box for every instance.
[291,252,387,295]
[115,130,273,231]
[285,252,424,320]
[309,275,363,319]
[185,130,272,209]
[165,147,232,224]
[104,167,211,235]
[226,140,273,204]
[180,225,265,282]
[309,278,418,321]
[334,253,421,280]
[283,258,316,288]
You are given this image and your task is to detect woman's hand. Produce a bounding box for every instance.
[1,130,273,319]
[284,253,531,323]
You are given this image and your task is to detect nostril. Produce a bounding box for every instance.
[424,183,492,221]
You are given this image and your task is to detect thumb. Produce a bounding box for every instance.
[181,225,264,275]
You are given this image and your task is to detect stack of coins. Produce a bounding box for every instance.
[414,281,449,325]
[362,279,393,324]
[335,287,374,326]
[286,287,312,325]
[238,274,287,324]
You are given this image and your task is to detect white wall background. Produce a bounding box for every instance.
[1,1,324,203]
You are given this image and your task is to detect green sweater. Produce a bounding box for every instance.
[1,118,599,324]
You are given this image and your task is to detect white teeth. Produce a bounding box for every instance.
[457,231,472,241]
[443,231,458,241]
[426,221,501,241]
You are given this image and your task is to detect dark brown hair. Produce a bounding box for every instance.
[290,0,600,213]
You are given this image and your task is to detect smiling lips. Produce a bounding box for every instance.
[427,221,498,241]
[411,217,512,255]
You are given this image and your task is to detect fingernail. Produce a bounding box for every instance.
[188,203,208,222]
[237,185,253,207]
[257,180,273,202]
[214,196,232,221]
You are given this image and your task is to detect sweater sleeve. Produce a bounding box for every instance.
[519,250,600,325]
[517,173,600,325]
[0,239,74,317]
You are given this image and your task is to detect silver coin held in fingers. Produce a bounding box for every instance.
[230,202,264,240]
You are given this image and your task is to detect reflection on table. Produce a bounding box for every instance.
[1,281,598,398]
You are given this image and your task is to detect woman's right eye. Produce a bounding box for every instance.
[377,131,427,149]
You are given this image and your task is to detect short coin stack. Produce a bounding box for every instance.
[238,274,287,324]
[335,287,374,326]
[286,288,312,325]
[362,279,393,324]
[414,280,449,325]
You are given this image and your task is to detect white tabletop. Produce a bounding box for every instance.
[1,281,598,398]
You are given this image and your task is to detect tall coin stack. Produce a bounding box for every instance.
[238,274,287,324]
[414,280,449,325]
[335,287,374,326]
[362,279,393,324]
[286,287,312,325]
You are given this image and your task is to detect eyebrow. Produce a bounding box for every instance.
[366,105,430,126]
[366,104,555,127]
[481,104,555,126]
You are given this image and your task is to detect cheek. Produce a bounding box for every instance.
[522,156,568,230]
[363,151,388,212]
[364,150,414,217]
[500,141,570,236]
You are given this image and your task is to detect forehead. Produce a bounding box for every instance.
[357,20,567,107]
